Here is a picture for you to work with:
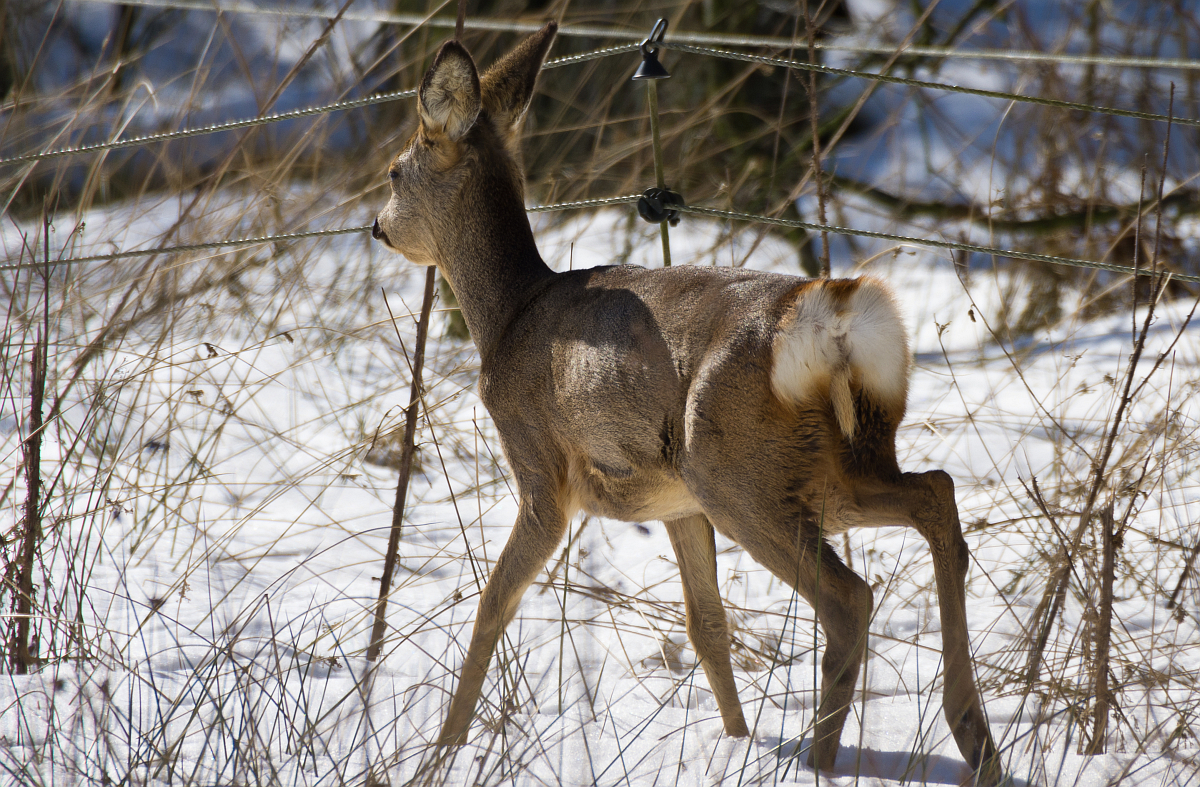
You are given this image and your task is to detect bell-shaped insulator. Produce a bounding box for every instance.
[633,45,671,80]
[633,19,670,80]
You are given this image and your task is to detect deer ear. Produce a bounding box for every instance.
[480,21,557,149]
[418,41,481,141]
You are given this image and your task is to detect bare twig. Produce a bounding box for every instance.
[802,0,829,277]
[43,1,356,427]
[367,269,438,663]
[1169,537,1200,610]
[1027,94,1180,699]
[366,0,466,670]
[1023,196,1168,688]
[10,210,51,674]
[768,0,943,220]
[1084,501,1116,754]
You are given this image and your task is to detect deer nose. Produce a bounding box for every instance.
[371,218,384,240]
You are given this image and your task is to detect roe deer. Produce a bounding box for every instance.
[372,22,1001,783]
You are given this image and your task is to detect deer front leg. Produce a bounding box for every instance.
[438,496,568,746]
[908,471,1002,785]
[664,515,749,737]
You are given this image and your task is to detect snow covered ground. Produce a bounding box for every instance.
[1,0,1198,783]
[0,193,1196,785]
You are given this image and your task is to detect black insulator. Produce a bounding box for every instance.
[637,187,684,225]
[632,19,670,81]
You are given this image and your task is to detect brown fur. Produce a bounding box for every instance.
[371,23,1001,783]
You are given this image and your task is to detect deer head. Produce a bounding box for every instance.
[372,23,558,271]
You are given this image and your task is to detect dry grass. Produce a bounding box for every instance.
[0,1,1197,784]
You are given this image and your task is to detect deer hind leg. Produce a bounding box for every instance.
[856,469,1001,784]
[664,515,750,737]
[709,511,873,772]
[796,535,873,773]
[438,496,568,746]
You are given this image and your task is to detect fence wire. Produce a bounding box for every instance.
[0,88,414,166]
[676,205,1199,283]
[0,225,371,272]
[8,197,1196,285]
[2,9,1195,285]
[663,42,1199,129]
[72,0,1200,71]
[0,45,636,166]
[4,11,1192,165]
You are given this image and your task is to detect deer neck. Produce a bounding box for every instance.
[436,183,553,359]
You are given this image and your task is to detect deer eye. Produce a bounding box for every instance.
[388,169,399,182]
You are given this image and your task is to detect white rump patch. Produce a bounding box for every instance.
[770,278,909,437]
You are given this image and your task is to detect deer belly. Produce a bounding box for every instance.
[567,455,701,522]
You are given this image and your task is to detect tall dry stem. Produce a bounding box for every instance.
[367,271,437,662]
[1085,500,1116,754]
[8,210,50,674]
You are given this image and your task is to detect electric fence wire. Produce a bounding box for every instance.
[3,8,1194,164]
[662,42,1200,129]
[676,204,1199,283]
[7,196,1197,285]
[71,0,1200,72]
[3,5,1195,284]
[0,44,638,166]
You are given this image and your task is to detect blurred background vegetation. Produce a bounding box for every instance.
[2,0,1197,327]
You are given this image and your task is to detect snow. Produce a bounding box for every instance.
[0,1,1197,783]
[1,192,1197,785]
